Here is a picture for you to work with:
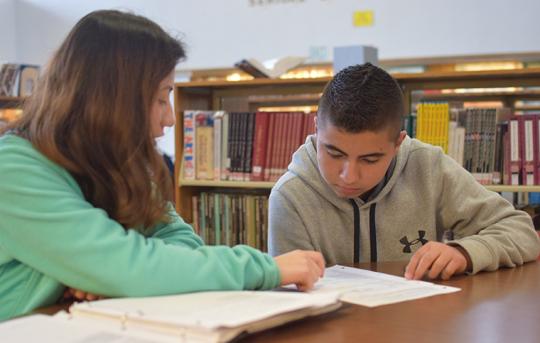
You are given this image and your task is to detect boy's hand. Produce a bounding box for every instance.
[63,288,105,302]
[404,242,469,280]
[274,250,325,291]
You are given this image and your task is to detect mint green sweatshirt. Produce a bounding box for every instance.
[0,134,280,321]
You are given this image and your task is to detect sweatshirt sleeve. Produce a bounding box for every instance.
[0,139,281,296]
[149,203,204,247]
[436,152,540,274]
[268,188,315,256]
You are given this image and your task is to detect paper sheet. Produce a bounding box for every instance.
[309,265,460,307]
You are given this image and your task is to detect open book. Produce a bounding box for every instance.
[234,56,305,78]
[0,291,341,343]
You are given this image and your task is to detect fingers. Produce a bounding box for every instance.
[426,250,452,279]
[296,252,324,291]
[66,288,103,302]
[274,250,326,291]
[85,293,98,301]
[73,290,86,300]
[404,244,429,279]
[414,248,441,280]
[405,243,469,280]
[306,251,325,277]
[441,259,462,280]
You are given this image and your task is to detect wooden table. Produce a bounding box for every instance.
[245,261,540,343]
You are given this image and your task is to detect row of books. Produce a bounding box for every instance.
[192,192,269,251]
[406,103,540,186]
[183,110,316,182]
[0,63,39,97]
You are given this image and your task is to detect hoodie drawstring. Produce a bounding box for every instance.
[369,203,377,262]
[350,199,360,263]
[350,201,378,263]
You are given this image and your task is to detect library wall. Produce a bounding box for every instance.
[0,0,17,62]
[4,0,540,69]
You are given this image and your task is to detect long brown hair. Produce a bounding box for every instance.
[3,10,185,231]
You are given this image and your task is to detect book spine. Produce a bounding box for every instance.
[270,113,285,181]
[264,113,276,181]
[509,117,521,185]
[213,112,223,181]
[221,112,230,181]
[243,112,256,181]
[183,111,196,180]
[522,115,535,185]
[537,116,540,185]
[195,112,214,180]
[251,112,270,181]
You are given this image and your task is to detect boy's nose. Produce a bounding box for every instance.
[339,161,360,184]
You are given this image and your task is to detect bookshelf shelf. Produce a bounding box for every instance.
[179,179,274,189]
[485,185,540,193]
[174,68,540,223]
[0,96,24,102]
[178,180,538,193]
[0,96,25,108]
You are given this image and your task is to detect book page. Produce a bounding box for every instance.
[71,291,339,330]
[0,314,178,343]
[309,265,460,307]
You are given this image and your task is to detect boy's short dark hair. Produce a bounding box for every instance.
[317,63,404,138]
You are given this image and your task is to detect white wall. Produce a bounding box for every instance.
[0,0,17,62]
[11,0,540,68]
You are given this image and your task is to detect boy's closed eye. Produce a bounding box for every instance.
[327,150,344,159]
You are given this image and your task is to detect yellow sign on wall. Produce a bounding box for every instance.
[353,10,374,27]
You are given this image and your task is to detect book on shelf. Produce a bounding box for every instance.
[251,112,270,181]
[0,63,40,97]
[0,291,341,343]
[234,56,305,79]
[195,111,215,180]
[182,110,196,180]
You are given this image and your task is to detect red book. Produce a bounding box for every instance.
[251,112,270,181]
[270,113,285,181]
[279,112,294,178]
[263,113,276,181]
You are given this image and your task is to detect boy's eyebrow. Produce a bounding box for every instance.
[323,143,385,158]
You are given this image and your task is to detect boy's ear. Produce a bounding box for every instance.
[395,130,407,148]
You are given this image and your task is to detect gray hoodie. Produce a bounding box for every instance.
[268,135,540,274]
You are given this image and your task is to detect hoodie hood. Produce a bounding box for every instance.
[284,134,413,210]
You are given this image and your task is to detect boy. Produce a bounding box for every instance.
[268,63,540,280]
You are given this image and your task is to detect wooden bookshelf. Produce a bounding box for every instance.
[0,96,25,108]
[174,69,540,221]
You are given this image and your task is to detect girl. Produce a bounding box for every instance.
[0,10,324,320]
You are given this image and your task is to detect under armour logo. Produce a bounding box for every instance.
[400,230,429,253]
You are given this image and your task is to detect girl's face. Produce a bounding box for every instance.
[150,70,175,138]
